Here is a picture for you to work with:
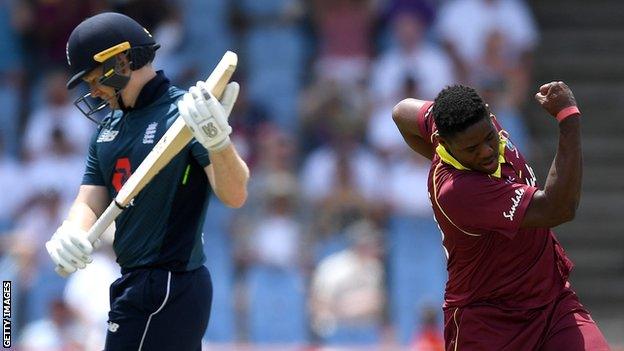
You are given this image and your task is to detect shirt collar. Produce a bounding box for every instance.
[122,70,171,112]
[435,133,507,178]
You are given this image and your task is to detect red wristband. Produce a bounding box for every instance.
[556,106,580,122]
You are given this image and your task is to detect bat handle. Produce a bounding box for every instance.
[56,201,124,277]
[86,201,124,243]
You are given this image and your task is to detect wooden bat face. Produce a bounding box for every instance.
[83,51,237,246]
[114,51,237,206]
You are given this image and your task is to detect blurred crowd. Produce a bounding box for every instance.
[0,0,538,349]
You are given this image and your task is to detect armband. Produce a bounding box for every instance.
[556,106,580,122]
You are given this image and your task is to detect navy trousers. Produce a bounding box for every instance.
[104,266,212,351]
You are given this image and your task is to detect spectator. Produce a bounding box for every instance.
[13,0,96,71]
[246,172,302,269]
[8,189,68,324]
[151,7,186,83]
[24,124,87,206]
[473,29,532,155]
[370,6,454,105]
[10,190,65,267]
[245,124,298,211]
[435,0,538,84]
[299,78,370,153]
[23,69,93,161]
[243,172,308,343]
[311,0,378,86]
[176,0,234,87]
[384,151,432,217]
[300,94,381,206]
[18,299,87,350]
[411,306,444,351]
[301,119,384,257]
[310,220,385,345]
[384,149,447,344]
[367,75,419,158]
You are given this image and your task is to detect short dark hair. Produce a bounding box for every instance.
[432,85,488,138]
[128,45,158,70]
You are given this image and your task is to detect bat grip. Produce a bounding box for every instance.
[56,201,123,277]
[86,201,124,243]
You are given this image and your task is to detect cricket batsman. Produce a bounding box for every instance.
[392,82,610,350]
[44,12,249,350]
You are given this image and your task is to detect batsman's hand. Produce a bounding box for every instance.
[45,221,96,276]
[535,81,578,117]
[178,81,240,152]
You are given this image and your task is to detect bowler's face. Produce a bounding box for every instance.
[439,117,500,174]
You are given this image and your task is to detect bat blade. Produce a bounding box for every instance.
[115,50,237,207]
[83,51,237,245]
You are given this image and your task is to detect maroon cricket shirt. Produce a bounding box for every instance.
[416,101,574,311]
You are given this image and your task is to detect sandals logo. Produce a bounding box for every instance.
[503,188,525,221]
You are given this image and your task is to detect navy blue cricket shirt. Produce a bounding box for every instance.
[82,71,211,272]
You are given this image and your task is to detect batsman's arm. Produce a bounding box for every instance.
[522,81,582,228]
[205,145,250,208]
[392,98,434,160]
[66,185,110,232]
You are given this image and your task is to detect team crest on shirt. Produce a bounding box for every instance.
[504,175,517,184]
[97,129,119,143]
[143,122,158,144]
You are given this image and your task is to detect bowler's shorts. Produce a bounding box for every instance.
[104,266,212,351]
[444,285,610,350]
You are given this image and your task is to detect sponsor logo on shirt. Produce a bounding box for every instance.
[108,321,119,333]
[96,129,118,143]
[112,157,132,192]
[503,188,525,221]
[143,122,158,144]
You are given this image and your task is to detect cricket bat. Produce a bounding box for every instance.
[57,51,237,276]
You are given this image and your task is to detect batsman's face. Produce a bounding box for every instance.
[440,117,500,174]
[83,67,119,109]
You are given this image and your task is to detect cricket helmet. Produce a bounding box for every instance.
[65,12,159,89]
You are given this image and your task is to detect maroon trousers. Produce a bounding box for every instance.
[444,285,610,351]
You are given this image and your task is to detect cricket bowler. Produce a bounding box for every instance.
[392,82,610,350]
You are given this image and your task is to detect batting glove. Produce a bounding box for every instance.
[45,220,95,275]
[178,81,239,152]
